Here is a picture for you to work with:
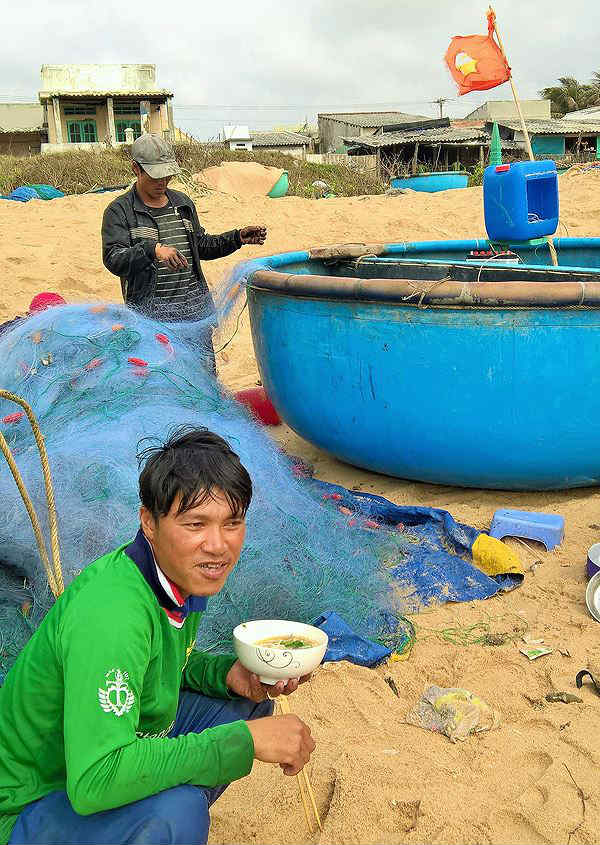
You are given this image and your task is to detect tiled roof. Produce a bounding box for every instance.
[344,126,520,149]
[344,127,488,147]
[39,90,173,99]
[319,111,430,127]
[0,103,44,133]
[250,131,311,147]
[495,119,600,134]
[563,106,600,120]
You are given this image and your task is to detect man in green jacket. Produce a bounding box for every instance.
[0,427,314,844]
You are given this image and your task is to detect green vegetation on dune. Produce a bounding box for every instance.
[0,143,384,199]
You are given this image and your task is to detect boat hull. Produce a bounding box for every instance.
[245,239,600,489]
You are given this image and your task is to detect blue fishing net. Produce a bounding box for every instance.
[0,273,513,676]
[0,296,411,673]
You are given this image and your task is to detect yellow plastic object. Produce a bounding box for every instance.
[472,533,523,577]
[389,650,411,663]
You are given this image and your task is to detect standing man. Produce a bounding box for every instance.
[101,135,266,368]
[0,427,315,845]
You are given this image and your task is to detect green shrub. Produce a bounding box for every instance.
[468,162,485,187]
[0,143,384,199]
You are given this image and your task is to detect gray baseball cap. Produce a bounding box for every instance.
[131,134,181,179]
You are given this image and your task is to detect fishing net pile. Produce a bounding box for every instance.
[0,294,403,672]
[0,274,515,676]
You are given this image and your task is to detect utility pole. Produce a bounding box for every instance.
[432,97,450,119]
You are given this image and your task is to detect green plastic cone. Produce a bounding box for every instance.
[489,122,502,166]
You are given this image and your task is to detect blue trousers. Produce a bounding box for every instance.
[9,692,273,845]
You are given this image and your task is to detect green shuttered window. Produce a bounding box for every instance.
[67,120,98,143]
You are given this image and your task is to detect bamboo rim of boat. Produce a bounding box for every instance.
[249,269,600,308]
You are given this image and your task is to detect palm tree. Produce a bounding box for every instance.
[591,71,600,97]
[539,77,600,116]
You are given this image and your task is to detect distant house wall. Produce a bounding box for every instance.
[0,103,44,154]
[0,132,42,156]
[254,145,306,157]
[227,140,252,150]
[318,118,359,152]
[307,152,377,170]
[531,135,565,156]
[466,100,551,121]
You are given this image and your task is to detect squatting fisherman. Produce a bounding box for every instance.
[101,134,267,371]
[0,427,314,844]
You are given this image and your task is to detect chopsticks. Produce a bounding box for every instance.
[277,694,322,833]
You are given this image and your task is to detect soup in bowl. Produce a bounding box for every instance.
[233,619,328,684]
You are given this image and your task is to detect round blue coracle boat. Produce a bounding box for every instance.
[243,238,600,490]
[391,171,469,192]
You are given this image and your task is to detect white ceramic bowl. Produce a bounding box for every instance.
[233,619,328,684]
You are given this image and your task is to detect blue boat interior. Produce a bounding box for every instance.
[247,238,600,284]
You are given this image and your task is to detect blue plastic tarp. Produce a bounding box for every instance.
[314,611,391,666]
[311,478,522,607]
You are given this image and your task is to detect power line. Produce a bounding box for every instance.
[173,100,445,111]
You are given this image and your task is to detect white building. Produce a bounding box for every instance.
[222,125,252,151]
[39,64,174,153]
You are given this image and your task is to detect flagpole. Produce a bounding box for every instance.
[489,5,558,265]
[488,5,534,162]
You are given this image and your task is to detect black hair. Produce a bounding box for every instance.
[137,425,252,520]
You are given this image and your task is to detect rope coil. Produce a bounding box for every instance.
[0,391,63,597]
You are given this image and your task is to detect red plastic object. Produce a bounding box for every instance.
[495,164,510,172]
[29,292,66,313]
[234,388,281,426]
[2,412,25,424]
[127,357,148,367]
[84,357,103,371]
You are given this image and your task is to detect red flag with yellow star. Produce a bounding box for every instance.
[445,9,510,95]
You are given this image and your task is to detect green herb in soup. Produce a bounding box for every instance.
[255,635,316,650]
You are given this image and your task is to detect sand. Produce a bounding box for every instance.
[2,169,600,844]
[194,161,285,197]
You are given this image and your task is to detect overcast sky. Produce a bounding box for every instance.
[1,0,599,138]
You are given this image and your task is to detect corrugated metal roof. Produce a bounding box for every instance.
[250,131,311,147]
[344,127,521,149]
[563,106,600,120]
[0,103,44,133]
[319,111,429,128]
[39,90,173,99]
[495,119,600,134]
[343,127,488,147]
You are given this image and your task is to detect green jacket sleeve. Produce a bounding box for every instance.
[60,589,253,816]
[182,651,238,698]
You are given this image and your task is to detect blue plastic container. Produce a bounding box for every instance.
[391,171,468,193]
[483,160,559,242]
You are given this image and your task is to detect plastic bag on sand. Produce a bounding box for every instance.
[406,686,501,743]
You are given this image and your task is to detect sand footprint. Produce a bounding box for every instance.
[487,809,551,845]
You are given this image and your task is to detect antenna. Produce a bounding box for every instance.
[430,97,451,119]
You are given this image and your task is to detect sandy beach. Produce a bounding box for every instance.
[1,166,600,844]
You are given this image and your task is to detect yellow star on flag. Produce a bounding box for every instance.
[458,57,478,76]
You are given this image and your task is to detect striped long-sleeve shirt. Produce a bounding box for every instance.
[147,204,201,314]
